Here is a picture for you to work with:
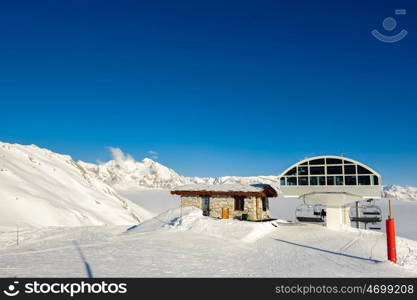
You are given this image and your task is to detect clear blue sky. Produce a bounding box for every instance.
[1,0,416,185]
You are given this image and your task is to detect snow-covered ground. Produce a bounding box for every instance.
[0,208,416,277]
[1,184,416,278]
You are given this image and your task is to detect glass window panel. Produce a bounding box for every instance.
[335,176,344,185]
[373,175,379,185]
[310,166,325,175]
[326,158,343,164]
[344,165,356,174]
[280,177,286,185]
[327,166,343,174]
[309,158,325,165]
[345,176,357,185]
[298,177,308,186]
[287,177,297,186]
[300,161,308,165]
[344,160,354,164]
[327,176,335,185]
[357,165,372,174]
[285,167,297,176]
[319,176,326,185]
[358,175,371,185]
[310,177,318,185]
[298,166,308,175]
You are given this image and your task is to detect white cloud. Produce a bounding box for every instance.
[146,150,159,160]
[107,147,135,165]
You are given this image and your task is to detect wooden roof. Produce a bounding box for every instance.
[171,183,278,198]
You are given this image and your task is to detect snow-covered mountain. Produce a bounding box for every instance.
[79,148,279,190]
[79,148,191,189]
[384,185,417,202]
[0,142,152,229]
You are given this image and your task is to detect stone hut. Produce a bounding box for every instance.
[171,184,278,221]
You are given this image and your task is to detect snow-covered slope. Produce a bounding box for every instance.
[384,185,417,202]
[0,142,152,229]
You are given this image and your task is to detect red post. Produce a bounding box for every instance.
[386,199,397,263]
[386,218,397,263]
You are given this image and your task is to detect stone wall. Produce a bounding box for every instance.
[180,195,271,221]
[207,196,234,219]
[256,197,271,221]
[180,196,203,209]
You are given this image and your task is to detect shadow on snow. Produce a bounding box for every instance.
[273,238,381,263]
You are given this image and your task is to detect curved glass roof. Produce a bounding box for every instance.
[279,156,381,187]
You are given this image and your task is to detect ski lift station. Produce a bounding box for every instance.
[278,156,383,230]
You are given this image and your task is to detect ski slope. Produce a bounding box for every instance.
[0,208,416,277]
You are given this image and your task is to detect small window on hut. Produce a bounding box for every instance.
[261,197,268,211]
[234,196,245,211]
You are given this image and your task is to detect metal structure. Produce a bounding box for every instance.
[350,199,382,230]
[295,204,325,223]
[279,156,383,230]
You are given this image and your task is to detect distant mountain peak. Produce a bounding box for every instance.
[384,185,417,201]
[142,157,156,164]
